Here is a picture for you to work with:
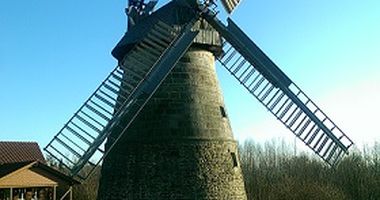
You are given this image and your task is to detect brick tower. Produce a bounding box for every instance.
[97,2,247,199]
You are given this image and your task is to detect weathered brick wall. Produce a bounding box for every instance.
[97,49,247,199]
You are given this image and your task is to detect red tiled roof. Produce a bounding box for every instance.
[0,141,45,165]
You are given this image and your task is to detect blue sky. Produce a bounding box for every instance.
[1,1,379,151]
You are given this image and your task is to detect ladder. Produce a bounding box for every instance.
[44,19,199,180]
[203,14,354,166]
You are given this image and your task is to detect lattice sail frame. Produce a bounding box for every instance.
[45,19,199,180]
[219,0,242,13]
[201,9,354,166]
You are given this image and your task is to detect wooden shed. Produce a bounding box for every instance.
[0,142,79,200]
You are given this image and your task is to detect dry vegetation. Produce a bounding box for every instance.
[240,139,380,200]
[59,140,379,200]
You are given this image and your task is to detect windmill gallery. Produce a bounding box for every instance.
[37,0,355,199]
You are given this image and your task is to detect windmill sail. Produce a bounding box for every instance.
[44,19,199,180]
[220,0,242,14]
[202,12,354,166]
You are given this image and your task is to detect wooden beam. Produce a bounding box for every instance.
[59,186,73,200]
[53,186,57,200]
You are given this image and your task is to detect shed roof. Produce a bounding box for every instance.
[0,141,45,164]
[0,161,32,178]
[0,161,80,187]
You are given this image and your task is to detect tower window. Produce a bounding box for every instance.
[231,152,238,168]
[220,106,227,118]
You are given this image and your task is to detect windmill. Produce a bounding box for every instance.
[44,0,354,199]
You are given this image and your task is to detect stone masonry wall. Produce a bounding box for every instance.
[98,140,246,199]
[97,48,247,199]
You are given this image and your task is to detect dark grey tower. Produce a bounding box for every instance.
[97,2,247,199]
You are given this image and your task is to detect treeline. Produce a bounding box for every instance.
[64,139,380,199]
[240,139,380,200]
[72,167,100,200]
[45,156,100,200]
